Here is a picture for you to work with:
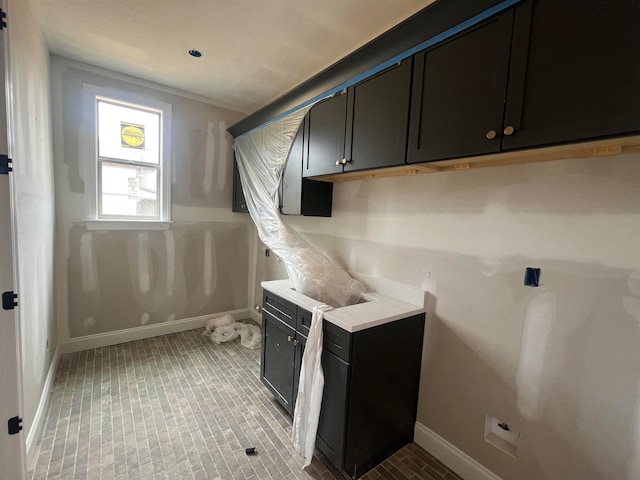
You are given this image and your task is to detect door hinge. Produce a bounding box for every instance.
[0,9,6,30]
[7,416,22,435]
[2,291,18,310]
[0,154,12,174]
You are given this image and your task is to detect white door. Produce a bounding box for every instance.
[0,0,26,477]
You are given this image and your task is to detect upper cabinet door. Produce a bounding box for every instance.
[407,9,514,163]
[304,92,347,178]
[344,59,412,172]
[502,0,640,150]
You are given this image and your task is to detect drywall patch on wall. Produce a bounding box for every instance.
[80,232,98,292]
[66,222,248,337]
[515,291,556,421]
[204,121,215,195]
[203,229,215,297]
[217,121,229,191]
[624,271,640,323]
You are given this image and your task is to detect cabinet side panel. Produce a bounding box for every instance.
[344,314,425,477]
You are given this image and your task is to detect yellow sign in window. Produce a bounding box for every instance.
[120,122,145,149]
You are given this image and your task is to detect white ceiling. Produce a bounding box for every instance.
[28,0,433,114]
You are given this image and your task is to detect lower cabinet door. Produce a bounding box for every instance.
[316,350,350,469]
[261,315,296,414]
[294,336,350,469]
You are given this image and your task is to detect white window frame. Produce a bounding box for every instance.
[83,84,172,230]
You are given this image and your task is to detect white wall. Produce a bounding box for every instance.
[8,0,56,449]
[50,56,250,339]
[273,152,640,480]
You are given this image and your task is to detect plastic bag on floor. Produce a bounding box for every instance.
[291,303,333,467]
[233,323,262,350]
[202,313,235,336]
[210,324,239,344]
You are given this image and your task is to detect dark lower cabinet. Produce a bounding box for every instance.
[261,290,425,479]
[261,313,296,414]
[261,291,298,415]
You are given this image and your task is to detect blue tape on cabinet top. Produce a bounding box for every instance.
[238,0,523,138]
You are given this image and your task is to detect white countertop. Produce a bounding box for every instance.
[261,275,426,333]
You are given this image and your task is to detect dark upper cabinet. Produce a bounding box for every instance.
[304,60,412,177]
[407,9,514,163]
[409,0,640,162]
[304,92,348,177]
[345,58,412,172]
[502,0,640,150]
[232,157,248,213]
[280,119,333,216]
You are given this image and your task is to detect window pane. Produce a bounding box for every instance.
[98,100,161,164]
[101,162,158,217]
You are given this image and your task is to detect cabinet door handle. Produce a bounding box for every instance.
[287,335,293,342]
[503,125,515,136]
[293,340,300,346]
[486,129,497,140]
[335,160,341,166]
[341,158,348,165]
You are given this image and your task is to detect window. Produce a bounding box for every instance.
[84,85,172,229]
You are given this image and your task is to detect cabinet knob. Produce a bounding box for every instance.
[341,158,348,165]
[293,340,300,346]
[486,129,497,140]
[287,335,293,342]
[503,125,515,136]
[335,160,340,166]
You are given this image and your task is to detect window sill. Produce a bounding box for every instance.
[83,220,173,231]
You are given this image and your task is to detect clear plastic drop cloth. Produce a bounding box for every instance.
[291,303,333,467]
[234,107,365,468]
[233,107,365,308]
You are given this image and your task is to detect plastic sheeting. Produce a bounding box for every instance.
[233,107,365,307]
[291,303,333,467]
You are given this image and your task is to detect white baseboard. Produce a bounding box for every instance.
[58,308,249,355]
[414,422,503,480]
[250,309,262,325]
[26,344,61,467]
